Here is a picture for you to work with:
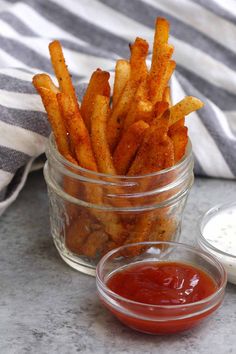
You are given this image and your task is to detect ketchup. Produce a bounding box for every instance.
[105,262,220,334]
[107,262,217,306]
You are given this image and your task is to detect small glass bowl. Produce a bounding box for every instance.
[96,241,226,335]
[198,202,236,285]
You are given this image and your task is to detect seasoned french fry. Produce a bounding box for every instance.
[81,69,110,132]
[101,240,119,257]
[168,126,188,162]
[150,18,169,76]
[113,120,149,175]
[124,212,155,254]
[129,37,148,82]
[33,82,80,219]
[107,81,136,152]
[57,93,97,172]
[33,73,78,159]
[149,44,174,103]
[49,40,79,110]
[113,60,130,108]
[57,92,125,242]
[107,38,149,152]
[125,112,175,253]
[152,101,169,121]
[169,96,204,126]
[152,18,170,52]
[150,216,177,242]
[166,87,185,130]
[33,73,59,94]
[129,133,174,176]
[169,118,185,131]
[149,18,173,103]
[135,100,154,123]
[81,230,109,258]
[128,111,174,176]
[161,59,176,91]
[34,86,71,158]
[123,80,151,130]
[66,211,91,254]
[90,95,133,210]
[91,95,116,175]
[163,60,176,82]
[163,86,172,105]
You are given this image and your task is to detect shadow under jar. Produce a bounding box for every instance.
[44,134,194,275]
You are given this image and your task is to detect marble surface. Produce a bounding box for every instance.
[1,171,236,354]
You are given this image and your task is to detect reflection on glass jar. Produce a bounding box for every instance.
[44,134,194,275]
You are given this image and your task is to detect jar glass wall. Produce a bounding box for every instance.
[44,134,194,275]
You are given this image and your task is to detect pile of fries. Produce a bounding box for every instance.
[33,18,203,258]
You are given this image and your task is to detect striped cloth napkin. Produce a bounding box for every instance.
[0,0,236,216]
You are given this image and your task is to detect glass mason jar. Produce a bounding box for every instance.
[44,134,194,276]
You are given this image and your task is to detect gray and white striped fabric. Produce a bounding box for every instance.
[0,0,236,215]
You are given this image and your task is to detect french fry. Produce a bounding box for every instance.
[57,92,125,242]
[33,73,78,159]
[124,212,155,255]
[101,240,119,257]
[49,40,79,110]
[163,86,172,105]
[166,87,185,131]
[123,80,151,130]
[169,96,204,126]
[149,44,174,103]
[129,134,174,176]
[168,103,186,165]
[81,230,109,258]
[81,69,110,132]
[135,100,154,124]
[113,120,149,175]
[150,216,177,242]
[57,93,97,172]
[33,73,59,94]
[66,211,91,254]
[107,38,149,152]
[107,80,137,152]
[169,118,185,131]
[33,82,80,220]
[113,60,130,108]
[129,37,148,82]
[149,18,174,103]
[152,18,170,50]
[128,111,174,176]
[149,59,175,107]
[150,18,170,74]
[152,101,169,121]
[34,86,72,159]
[91,95,116,175]
[168,126,188,162]
[161,59,176,94]
[125,113,175,253]
[90,95,133,209]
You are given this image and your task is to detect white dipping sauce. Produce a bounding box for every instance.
[202,206,236,285]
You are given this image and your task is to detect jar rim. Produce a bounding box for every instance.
[47,133,193,180]
[198,202,236,260]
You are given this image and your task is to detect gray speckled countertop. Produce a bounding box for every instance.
[1,171,236,354]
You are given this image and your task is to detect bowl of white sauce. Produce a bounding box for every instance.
[198,202,236,285]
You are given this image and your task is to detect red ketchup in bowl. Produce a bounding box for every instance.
[106,261,219,334]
